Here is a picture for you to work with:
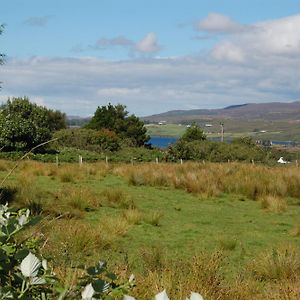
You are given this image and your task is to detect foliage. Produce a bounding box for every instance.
[53,128,120,152]
[0,203,132,299]
[0,97,66,151]
[0,203,56,299]
[232,136,256,147]
[86,103,149,146]
[166,139,273,163]
[180,123,206,142]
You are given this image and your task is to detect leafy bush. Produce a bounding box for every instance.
[53,128,121,152]
[166,140,275,163]
[0,97,66,151]
[0,203,133,299]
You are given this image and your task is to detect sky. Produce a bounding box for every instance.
[1,0,300,116]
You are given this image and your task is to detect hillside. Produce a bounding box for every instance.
[144,101,300,142]
[144,101,300,122]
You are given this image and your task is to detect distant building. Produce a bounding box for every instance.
[158,121,167,125]
[205,124,213,127]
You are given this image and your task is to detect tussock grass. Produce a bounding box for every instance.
[0,159,11,172]
[259,195,287,213]
[122,209,143,225]
[101,187,135,209]
[144,210,163,227]
[116,162,300,200]
[133,252,225,300]
[248,245,300,281]
[218,236,238,251]
[290,224,300,236]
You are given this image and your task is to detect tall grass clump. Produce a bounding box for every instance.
[42,220,106,266]
[116,163,300,200]
[259,195,287,213]
[248,245,300,281]
[122,209,143,225]
[101,187,135,209]
[133,251,225,300]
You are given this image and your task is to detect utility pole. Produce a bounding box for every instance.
[220,122,224,142]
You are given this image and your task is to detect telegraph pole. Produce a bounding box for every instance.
[220,122,224,142]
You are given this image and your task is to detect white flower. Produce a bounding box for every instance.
[18,214,28,226]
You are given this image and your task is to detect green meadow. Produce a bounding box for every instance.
[2,160,300,299]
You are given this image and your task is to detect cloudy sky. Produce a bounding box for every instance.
[1,0,300,116]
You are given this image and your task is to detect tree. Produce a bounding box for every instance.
[0,97,66,151]
[86,103,149,146]
[180,123,206,142]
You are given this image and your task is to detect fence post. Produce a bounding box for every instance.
[156,157,159,164]
[296,160,298,167]
[56,154,59,167]
[105,156,109,165]
[79,155,83,166]
[180,158,183,165]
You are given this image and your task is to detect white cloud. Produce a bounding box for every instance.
[197,13,244,33]
[2,15,300,116]
[1,52,300,116]
[135,32,161,53]
[211,14,300,62]
[211,41,245,63]
[77,32,161,56]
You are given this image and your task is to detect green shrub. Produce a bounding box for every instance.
[53,128,120,152]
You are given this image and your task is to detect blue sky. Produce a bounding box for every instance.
[1,0,300,116]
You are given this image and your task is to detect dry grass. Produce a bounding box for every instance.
[101,187,136,209]
[248,245,300,281]
[115,162,300,200]
[122,209,143,225]
[144,210,164,227]
[259,195,287,213]
[42,216,130,266]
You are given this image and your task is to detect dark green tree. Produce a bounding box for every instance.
[180,123,206,142]
[86,103,149,146]
[0,97,66,151]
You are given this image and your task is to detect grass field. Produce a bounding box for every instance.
[146,122,300,143]
[2,160,300,299]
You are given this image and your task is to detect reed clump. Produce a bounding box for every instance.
[116,163,300,200]
[247,245,300,281]
[259,195,287,213]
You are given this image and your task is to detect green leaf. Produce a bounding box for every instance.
[92,279,109,293]
[106,272,117,281]
[15,249,29,260]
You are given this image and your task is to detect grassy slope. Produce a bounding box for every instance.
[86,176,300,272]
[2,162,300,278]
[146,122,300,142]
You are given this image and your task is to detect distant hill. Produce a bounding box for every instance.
[144,101,300,123]
[144,101,300,142]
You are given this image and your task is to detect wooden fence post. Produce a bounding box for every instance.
[56,154,59,167]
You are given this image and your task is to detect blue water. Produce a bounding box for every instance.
[148,136,295,149]
[148,136,178,148]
